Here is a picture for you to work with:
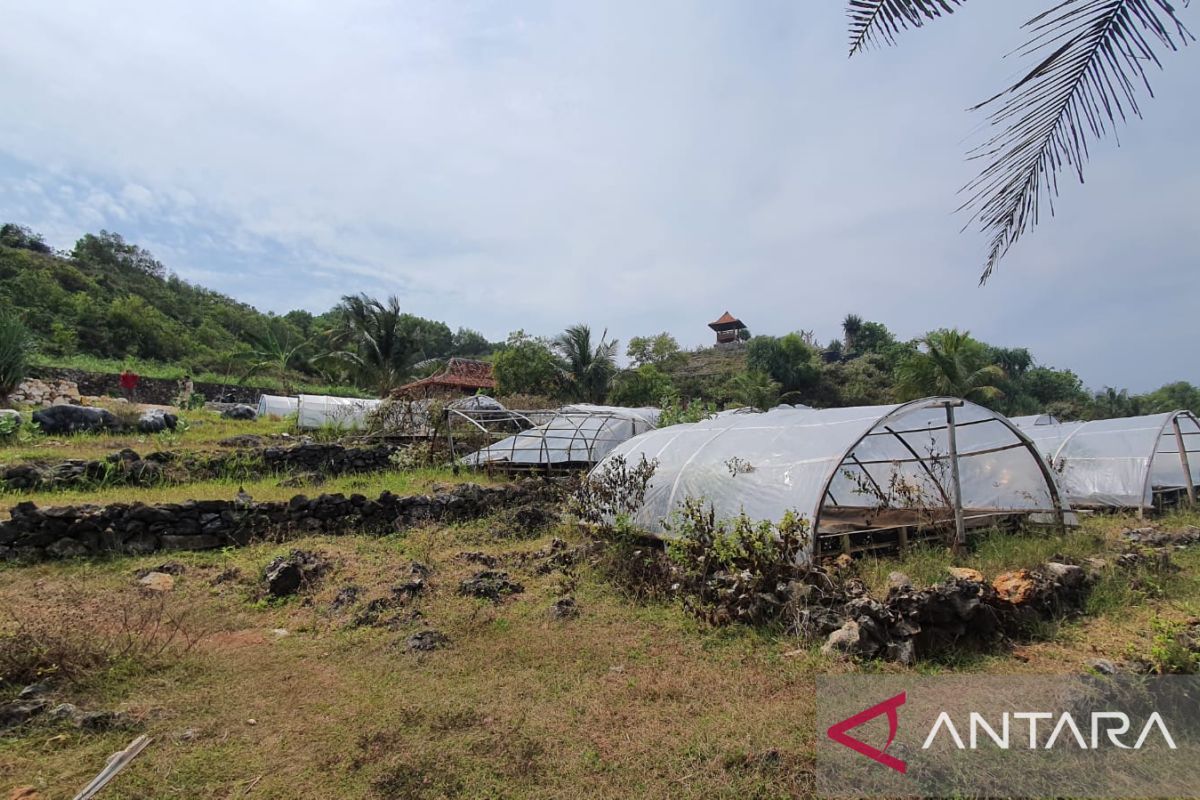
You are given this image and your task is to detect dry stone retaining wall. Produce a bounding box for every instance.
[27,367,271,405]
[0,482,553,562]
[1,442,401,492]
[8,378,82,407]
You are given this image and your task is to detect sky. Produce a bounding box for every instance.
[0,0,1196,392]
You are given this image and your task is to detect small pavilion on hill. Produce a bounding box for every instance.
[708,311,748,345]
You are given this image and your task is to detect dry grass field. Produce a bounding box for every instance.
[2,420,1199,799]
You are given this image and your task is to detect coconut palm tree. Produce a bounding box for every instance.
[554,324,619,404]
[728,370,782,411]
[895,329,1007,404]
[241,328,313,395]
[328,294,425,395]
[848,1,1193,282]
[842,314,864,352]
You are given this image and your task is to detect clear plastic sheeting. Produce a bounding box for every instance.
[296,395,382,430]
[1010,414,1060,428]
[593,398,1067,560]
[1021,412,1200,509]
[462,405,659,468]
[256,395,298,418]
[448,395,504,412]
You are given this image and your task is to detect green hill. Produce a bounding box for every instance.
[0,227,322,370]
[0,224,492,391]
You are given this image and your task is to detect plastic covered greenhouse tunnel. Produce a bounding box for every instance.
[454,404,660,473]
[594,397,1074,563]
[1015,410,1200,517]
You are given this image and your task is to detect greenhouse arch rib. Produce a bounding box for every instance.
[810,397,1068,537]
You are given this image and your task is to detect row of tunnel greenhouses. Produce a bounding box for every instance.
[254,389,1198,561]
[445,398,1198,561]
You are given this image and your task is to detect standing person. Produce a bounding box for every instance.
[177,374,194,408]
[119,369,140,403]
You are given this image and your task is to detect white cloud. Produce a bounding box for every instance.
[0,0,1196,390]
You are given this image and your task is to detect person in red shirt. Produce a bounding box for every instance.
[119,370,139,402]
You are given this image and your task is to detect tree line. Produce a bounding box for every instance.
[2,222,1196,419]
[493,316,1199,421]
[0,224,496,395]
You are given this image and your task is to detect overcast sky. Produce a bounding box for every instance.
[1,1,1196,391]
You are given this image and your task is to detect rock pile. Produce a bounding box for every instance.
[9,378,81,407]
[264,549,331,597]
[0,482,554,562]
[1123,526,1200,548]
[458,570,524,602]
[1,448,169,491]
[221,404,257,420]
[31,405,119,435]
[0,683,132,734]
[808,562,1092,664]
[406,630,450,652]
[548,597,580,620]
[21,405,179,436]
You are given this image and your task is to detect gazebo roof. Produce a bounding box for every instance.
[393,358,496,396]
[708,311,746,331]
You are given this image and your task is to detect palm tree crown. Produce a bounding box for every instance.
[896,329,1007,404]
[330,294,424,395]
[554,324,619,404]
[848,0,1192,282]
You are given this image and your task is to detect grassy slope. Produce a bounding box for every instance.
[31,354,368,398]
[1,509,1198,798]
[0,410,487,515]
[0,410,295,471]
[0,242,366,398]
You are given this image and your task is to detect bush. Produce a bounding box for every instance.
[1134,617,1200,675]
[571,454,673,598]
[665,499,811,626]
[0,412,20,439]
[570,454,658,527]
[0,585,204,688]
[0,311,35,404]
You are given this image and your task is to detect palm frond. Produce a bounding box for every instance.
[848,0,966,56]
[962,0,1192,283]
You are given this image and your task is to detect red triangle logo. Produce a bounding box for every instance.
[826,691,907,774]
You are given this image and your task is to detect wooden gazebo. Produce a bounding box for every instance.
[708,311,747,345]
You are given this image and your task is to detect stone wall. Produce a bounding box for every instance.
[0,482,555,561]
[1,442,404,492]
[27,367,270,405]
[9,378,82,407]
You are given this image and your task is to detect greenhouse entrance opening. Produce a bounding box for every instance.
[814,399,1070,558]
[595,397,1072,564]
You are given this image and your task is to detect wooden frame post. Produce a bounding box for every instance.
[943,401,967,554]
[1173,417,1196,506]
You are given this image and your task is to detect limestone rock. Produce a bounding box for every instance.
[138,571,176,592]
[947,567,985,583]
[992,570,1037,604]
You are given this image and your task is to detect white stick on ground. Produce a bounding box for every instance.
[72,735,152,800]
